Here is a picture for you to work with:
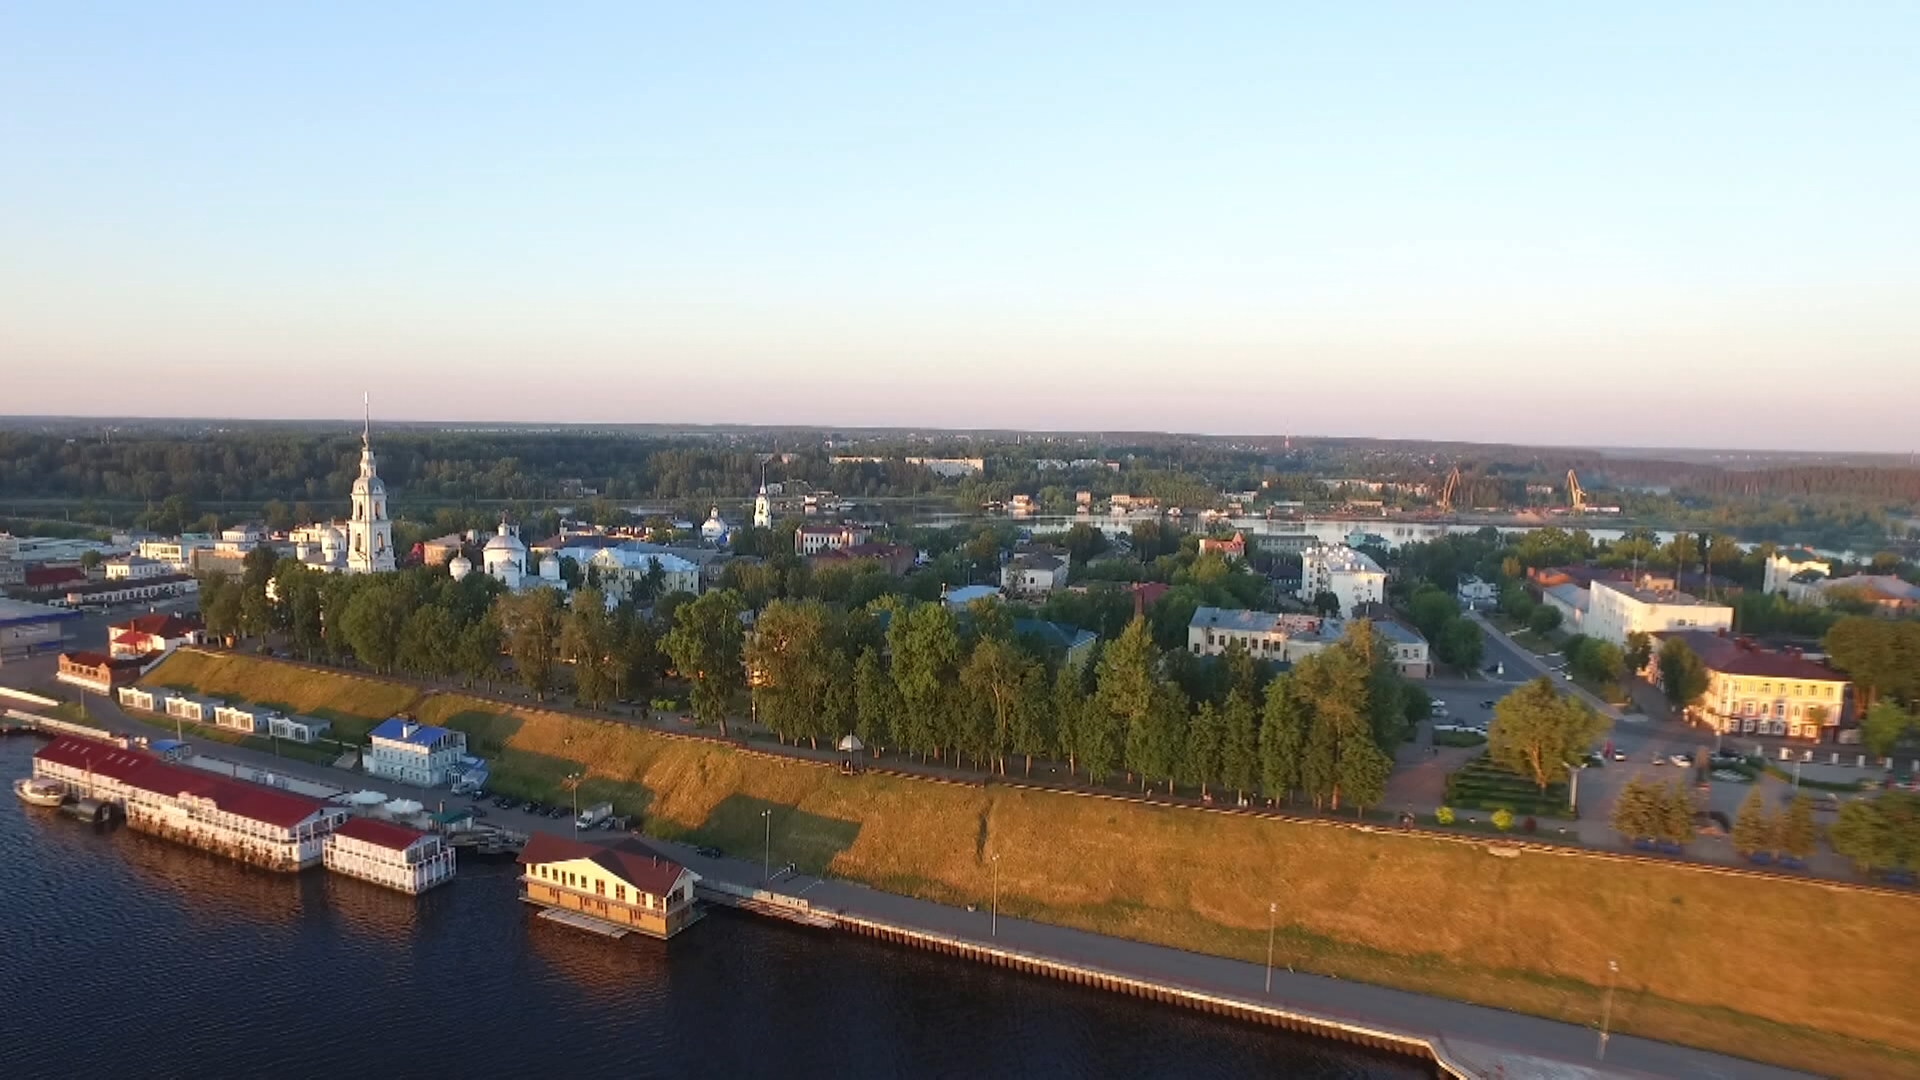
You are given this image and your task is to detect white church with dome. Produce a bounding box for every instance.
[450,516,566,593]
[291,397,396,575]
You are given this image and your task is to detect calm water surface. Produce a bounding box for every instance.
[0,739,1426,1080]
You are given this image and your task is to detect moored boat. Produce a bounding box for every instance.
[13,777,68,808]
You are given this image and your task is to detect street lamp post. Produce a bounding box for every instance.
[1265,902,1278,994]
[761,808,773,884]
[566,772,582,832]
[1793,758,1802,793]
[991,854,1001,938]
[1598,959,1619,1060]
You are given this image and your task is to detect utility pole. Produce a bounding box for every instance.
[566,771,582,832]
[761,807,773,885]
[1598,959,1619,1060]
[1265,902,1278,994]
[991,853,1001,937]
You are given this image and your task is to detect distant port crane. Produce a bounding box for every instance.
[1437,465,1462,512]
[1567,470,1587,513]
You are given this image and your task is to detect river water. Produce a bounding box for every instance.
[0,740,1424,1080]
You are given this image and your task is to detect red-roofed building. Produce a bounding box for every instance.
[1130,581,1171,617]
[109,613,204,659]
[325,816,456,893]
[56,650,150,694]
[25,565,88,591]
[1197,532,1247,562]
[1653,630,1853,742]
[520,833,700,939]
[32,736,345,869]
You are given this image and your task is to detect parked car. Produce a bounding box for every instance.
[1611,750,1629,762]
[1668,754,1692,768]
[696,845,723,859]
[1479,700,1496,710]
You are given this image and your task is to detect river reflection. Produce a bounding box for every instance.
[1,739,1427,1080]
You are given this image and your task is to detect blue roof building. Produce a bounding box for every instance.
[367,718,470,788]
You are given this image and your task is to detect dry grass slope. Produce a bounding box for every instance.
[183,656,1920,1078]
[140,650,420,741]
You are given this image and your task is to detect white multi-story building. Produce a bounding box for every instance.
[1583,580,1732,647]
[325,817,457,894]
[1764,549,1830,595]
[1001,553,1070,597]
[1456,576,1498,611]
[367,718,470,787]
[138,537,215,573]
[1298,545,1387,617]
[104,555,170,581]
[589,547,702,601]
[1187,606,1430,678]
[794,524,871,556]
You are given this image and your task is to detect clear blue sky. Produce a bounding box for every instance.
[3,4,1915,450]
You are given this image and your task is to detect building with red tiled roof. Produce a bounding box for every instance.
[1654,630,1852,742]
[32,736,345,868]
[108,613,204,659]
[56,650,150,694]
[325,816,456,894]
[519,833,700,939]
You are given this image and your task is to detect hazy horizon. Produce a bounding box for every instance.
[4,5,1916,451]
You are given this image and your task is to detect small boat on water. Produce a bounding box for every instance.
[13,778,68,808]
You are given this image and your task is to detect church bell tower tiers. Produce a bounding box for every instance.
[346,393,397,573]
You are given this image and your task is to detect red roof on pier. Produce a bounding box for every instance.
[34,736,330,830]
[334,816,430,851]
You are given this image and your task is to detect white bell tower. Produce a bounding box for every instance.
[346,393,397,573]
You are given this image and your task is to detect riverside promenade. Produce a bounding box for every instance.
[12,690,1807,1080]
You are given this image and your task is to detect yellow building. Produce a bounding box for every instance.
[1661,631,1851,742]
[519,833,701,939]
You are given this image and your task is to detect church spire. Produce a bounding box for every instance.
[363,391,371,450]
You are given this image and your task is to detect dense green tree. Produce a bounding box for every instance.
[746,599,834,746]
[887,602,961,760]
[961,636,1032,774]
[397,604,456,680]
[1051,663,1086,775]
[1830,793,1920,872]
[1487,678,1608,792]
[1623,631,1654,675]
[1438,618,1485,672]
[1528,605,1563,635]
[1219,687,1258,803]
[560,589,618,710]
[340,578,410,674]
[1257,680,1305,804]
[1094,618,1157,784]
[1180,701,1223,797]
[495,586,565,700]
[660,588,747,736]
[1780,795,1817,861]
[455,614,501,689]
[1657,637,1710,711]
[1407,587,1459,640]
[1732,787,1777,858]
[1008,662,1053,777]
[852,646,896,755]
[1126,680,1187,793]
[1862,702,1920,758]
